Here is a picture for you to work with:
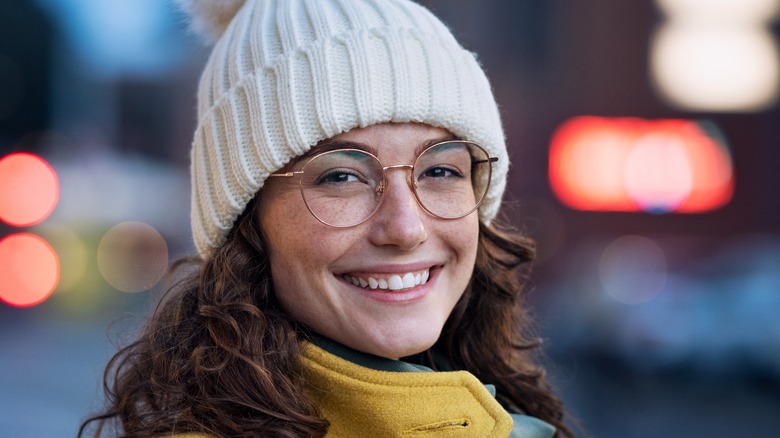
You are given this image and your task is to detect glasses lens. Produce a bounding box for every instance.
[413,141,492,219]
[299,149,383,227]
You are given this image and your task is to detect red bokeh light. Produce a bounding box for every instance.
[549,116,734,213]
[0,152,60,226]
[0,233,60,308]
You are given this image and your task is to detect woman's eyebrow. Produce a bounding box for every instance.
[310,139,379,156]
[416,134,459,155]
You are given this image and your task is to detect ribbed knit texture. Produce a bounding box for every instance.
[188,0,508,256]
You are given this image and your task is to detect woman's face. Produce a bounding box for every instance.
[258,123,480,359]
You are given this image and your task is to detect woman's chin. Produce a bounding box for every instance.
[350,328,441,360]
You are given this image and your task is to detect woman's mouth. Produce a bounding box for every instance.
[341,269,430,291]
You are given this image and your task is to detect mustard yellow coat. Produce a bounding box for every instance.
[298,341,513,437]
[167,341,554,437]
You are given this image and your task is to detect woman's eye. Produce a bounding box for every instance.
[317,170,361,184]
[422,166,461,178]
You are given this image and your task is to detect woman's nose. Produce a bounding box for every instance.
[368,171,428,250]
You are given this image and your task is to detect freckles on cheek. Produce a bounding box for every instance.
[268,223,330,285]
[444,220,479,252]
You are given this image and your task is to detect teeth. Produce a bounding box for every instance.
[388,275,403,290]
[344,269,431,291]
[402,273,415,288]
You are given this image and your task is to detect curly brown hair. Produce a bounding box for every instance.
[79,198,571,437]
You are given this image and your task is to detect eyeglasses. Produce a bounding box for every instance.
[269,140,498,228]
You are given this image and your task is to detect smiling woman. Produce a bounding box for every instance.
[79,0,571,437]
[259,124,480,360]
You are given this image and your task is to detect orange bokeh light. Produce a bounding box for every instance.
[0,152,60,226]
[549,116,734,213]
[0,233,60,308]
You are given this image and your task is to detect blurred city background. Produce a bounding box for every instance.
[1,0,779,436]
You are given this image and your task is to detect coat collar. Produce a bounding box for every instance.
[297,341,514,437]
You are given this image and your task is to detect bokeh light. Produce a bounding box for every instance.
[652,26,779,111]
[97,221,168,293]
[40,225,89,292]
[36,225,112,317]
[0,233,60,307]
[549,116,734,213]
[656,0,779,22]
[671,121,735,212]
[652,0,780,112]
[599,235,667,305]
[0,152,60,226]
[624,131,693,213]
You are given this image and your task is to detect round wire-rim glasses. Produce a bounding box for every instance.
[269,140,498,228]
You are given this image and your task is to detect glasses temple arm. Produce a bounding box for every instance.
[268,171,304,178]
[473,157,499,164]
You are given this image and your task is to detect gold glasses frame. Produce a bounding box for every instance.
[269,140,498,228]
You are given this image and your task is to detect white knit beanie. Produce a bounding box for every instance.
[180,0,509,257]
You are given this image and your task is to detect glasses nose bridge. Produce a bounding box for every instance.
[383,163,414,176]
[383,163,414,170]
[382,163,416,186]
[376,163,417,199]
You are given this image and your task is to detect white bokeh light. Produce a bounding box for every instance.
[652,0,780,112]
[656,0,780,23]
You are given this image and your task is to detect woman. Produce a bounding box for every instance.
[81,0,571,436]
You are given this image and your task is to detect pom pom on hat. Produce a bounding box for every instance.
[176,0,247,42]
